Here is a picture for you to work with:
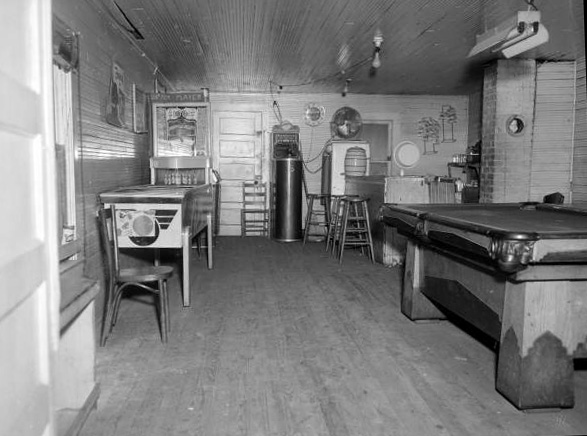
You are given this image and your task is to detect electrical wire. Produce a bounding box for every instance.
[269,55,372,90]
[302,129,329,175]
[524,0,538,11]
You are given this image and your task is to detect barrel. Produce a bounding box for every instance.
[344,146,368,176]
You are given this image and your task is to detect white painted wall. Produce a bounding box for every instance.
[210,92,469,196]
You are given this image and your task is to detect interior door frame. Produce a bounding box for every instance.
[363,120,394,175]
[0,0,60,434]
[212,109,266,235]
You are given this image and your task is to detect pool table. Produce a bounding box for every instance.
[379,202,587,410]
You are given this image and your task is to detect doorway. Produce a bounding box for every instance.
[362,121,393,176]
[212,110,264,236]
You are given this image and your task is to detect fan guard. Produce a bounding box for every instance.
[330,106,363,139]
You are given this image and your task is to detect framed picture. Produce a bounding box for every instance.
[132,84,147,133]
[106,62,126,128]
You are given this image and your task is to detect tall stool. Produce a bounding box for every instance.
[337,196,375,264]
[303,193,330,245]
[325,194,346,255]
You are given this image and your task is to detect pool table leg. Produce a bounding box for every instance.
[401,240,446,321]
[496,280,575,409]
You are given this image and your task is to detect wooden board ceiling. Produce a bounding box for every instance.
[90,0,585,95]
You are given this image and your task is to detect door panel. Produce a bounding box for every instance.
[219,116,257,135]
[213,111,264,235]
[218,162,257,180]
[219,139,256,158]
[0,1,57,435]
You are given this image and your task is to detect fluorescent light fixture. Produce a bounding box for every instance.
[467,11,548,58]
[498,21,549,58]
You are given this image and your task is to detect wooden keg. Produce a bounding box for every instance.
[344,146,368,176]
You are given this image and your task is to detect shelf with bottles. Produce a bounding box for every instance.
[447,153,479,182]
[150,156,210,185]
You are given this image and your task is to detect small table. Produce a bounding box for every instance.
[379,202,587,410]
[99,184,214,307]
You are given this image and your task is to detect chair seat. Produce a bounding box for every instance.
[119,266,174,283]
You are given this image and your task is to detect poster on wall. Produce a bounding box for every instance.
[106,62,126,128]
[132,84,147,133]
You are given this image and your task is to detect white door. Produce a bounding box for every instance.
[213,111,264,235]
[0,1,59,435]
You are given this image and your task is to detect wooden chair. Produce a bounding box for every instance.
[98,205,173,345]
[241,180,269,236]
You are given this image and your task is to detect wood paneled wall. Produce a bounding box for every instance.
[572,57,587,203]
[53,0,158,327]
[480,60,578,204]
[530,62,575,202]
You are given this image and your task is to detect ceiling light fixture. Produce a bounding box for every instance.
[467,0,548,58]
[372,32,384,68]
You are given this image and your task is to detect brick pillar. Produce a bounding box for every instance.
[480,60,536,203]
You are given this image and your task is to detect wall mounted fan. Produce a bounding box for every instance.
[330,106,362,139]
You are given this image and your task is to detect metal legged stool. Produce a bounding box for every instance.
[303,193,330,245]
[337,196,375,264]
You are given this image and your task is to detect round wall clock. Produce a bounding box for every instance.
[304,103,325,126]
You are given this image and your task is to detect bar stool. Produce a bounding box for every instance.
[303,193,330,245]
[337,196,375,264]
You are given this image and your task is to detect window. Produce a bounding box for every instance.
[53,17,80,260]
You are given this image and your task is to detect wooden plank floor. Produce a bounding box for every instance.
[81,236,587,436]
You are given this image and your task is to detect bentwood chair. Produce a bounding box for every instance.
[98,205,174,345]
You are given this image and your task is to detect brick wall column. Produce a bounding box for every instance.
[480,60,536,203]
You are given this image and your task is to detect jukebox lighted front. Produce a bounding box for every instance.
[113,203,184,248]
[149,92,212,186]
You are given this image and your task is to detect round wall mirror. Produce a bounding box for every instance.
[393,140,421,176]
[506,115,525,136]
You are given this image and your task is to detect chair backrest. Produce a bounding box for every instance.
[242,180,267,209]
[97,205,120,284]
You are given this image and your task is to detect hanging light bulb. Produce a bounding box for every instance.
[342,78,351,97]
[372,32,384,69]
[372,49,381,69]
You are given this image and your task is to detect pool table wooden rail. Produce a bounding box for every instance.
[379,202,587,273]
